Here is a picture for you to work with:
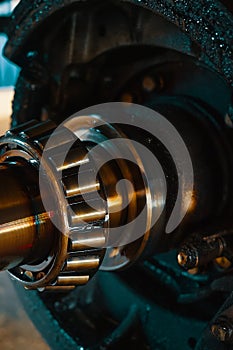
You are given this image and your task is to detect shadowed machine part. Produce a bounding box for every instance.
[0,98,231,290]
[0,0,233,349]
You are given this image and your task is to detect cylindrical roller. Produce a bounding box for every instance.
[57,275,90,286]
[63,171,100,198]
[70,228,106,250]
[66,257,100,271]
[70,199,106,225]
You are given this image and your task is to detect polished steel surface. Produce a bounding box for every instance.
[0,122,106,290]
[66,257,100,271]
[0,161,54,271]
[70,229,106,250]
[57,275,90,286]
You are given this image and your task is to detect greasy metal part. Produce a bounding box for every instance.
[0,93,231,287]
[0,121,107,291]
[197,294,233,349]
[195,293,233,349]
[0,112,163,281]
[211,315,233,343]
[64,97,232,272]
[3,0,233,349]
[1,74,233,345]
[177,231,233,270]
[177,234,225,270]
[0,87,230,289]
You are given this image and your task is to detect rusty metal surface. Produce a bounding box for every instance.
[0,272,49,350]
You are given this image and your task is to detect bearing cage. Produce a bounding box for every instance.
[0,120,107,291]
